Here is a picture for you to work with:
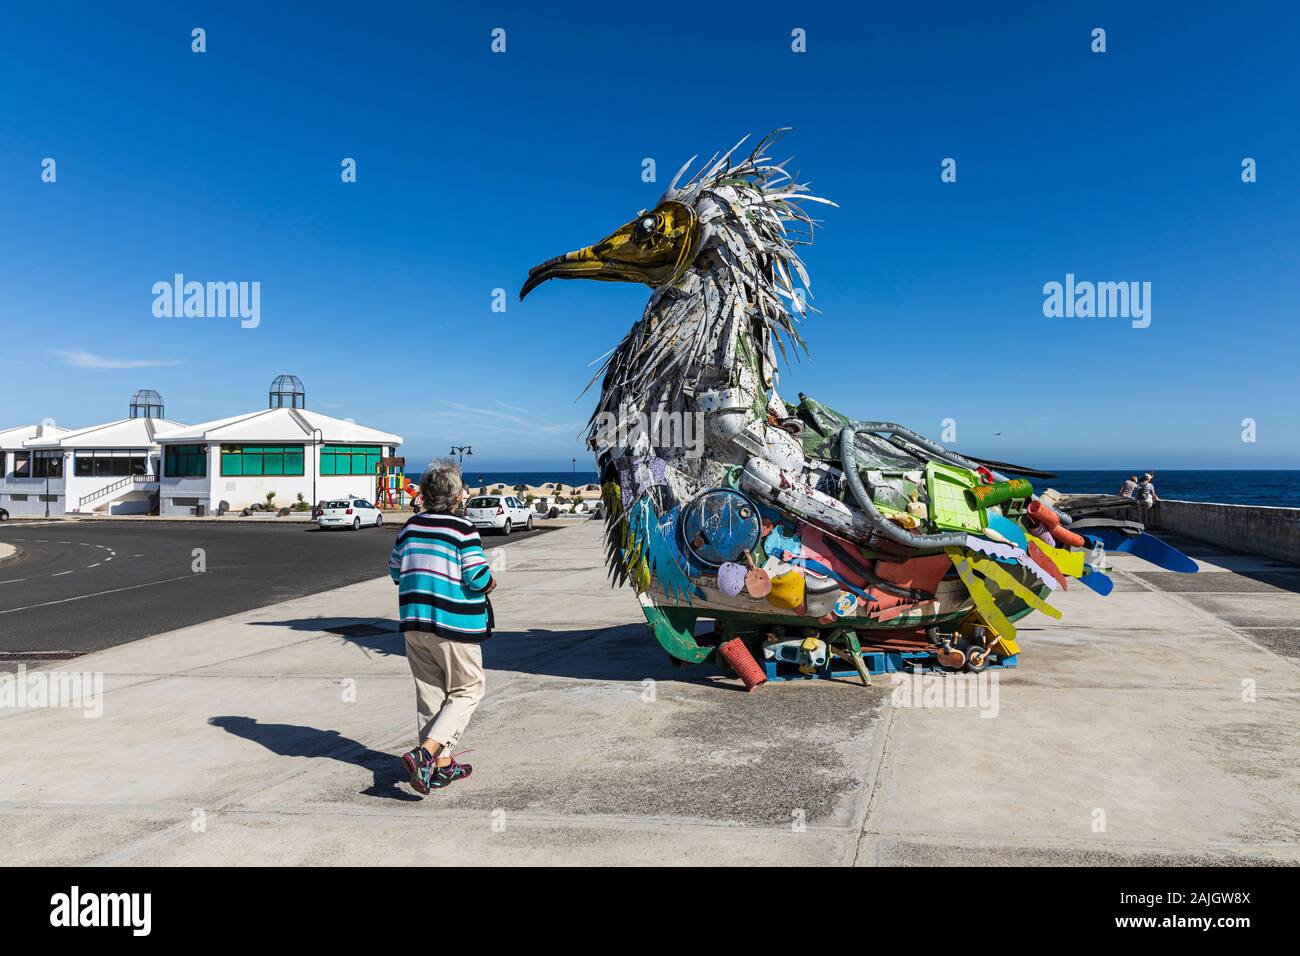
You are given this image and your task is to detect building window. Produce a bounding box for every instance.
[164,444,207,477]
[320,445,382,477]
[74,451,148,477]
[9,494,28,501]
[32,451,63,478]
[220,444,305,477]
[13,454,30,478]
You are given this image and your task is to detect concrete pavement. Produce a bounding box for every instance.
[2,521,1298,865]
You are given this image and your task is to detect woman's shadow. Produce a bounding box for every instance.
[208,715,421,802]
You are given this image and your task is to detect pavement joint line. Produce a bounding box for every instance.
[1117,566,1300,669]
[226,810,861,840]
[853,829,1300,854]
[2,799,856,832]
[28,803,860,850]
[852,705,898,867]
[0,800,200,815]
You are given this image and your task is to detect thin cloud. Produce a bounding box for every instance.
[53,349,184,370]
[425,404,581,438]
[495,400,533,415]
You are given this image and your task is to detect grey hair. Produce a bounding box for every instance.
[418,459,464,514]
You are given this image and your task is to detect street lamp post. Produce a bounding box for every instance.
[449,445,473,488]
[311,428,323,516]
[448,445,473,511]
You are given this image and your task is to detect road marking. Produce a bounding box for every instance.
[52,570,74,577]
[87,563,100,569]
[0,579,26,585]
[0,573,203,615]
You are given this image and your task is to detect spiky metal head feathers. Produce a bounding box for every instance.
[521,130,835,415]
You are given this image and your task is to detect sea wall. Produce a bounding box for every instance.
[1152,499,1300,565]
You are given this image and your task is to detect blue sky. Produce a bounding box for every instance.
[2,2,1297,470]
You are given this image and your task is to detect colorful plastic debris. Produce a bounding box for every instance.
[519,130,1198,686]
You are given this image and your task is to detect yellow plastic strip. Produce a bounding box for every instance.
[967,555,1063,620]
[945,548,1018,641]
[1029,537,1085,577]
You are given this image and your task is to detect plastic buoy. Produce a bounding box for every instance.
[718,638,767,691]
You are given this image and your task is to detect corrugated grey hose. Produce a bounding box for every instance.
[862,421,1009,481]
[840,426,970,550]
[863,420,1073,524]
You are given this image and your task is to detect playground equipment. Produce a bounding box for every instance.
[374,456,409,509]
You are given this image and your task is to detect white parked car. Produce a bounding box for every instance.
[318,497,384,531]
[465,495,533,535]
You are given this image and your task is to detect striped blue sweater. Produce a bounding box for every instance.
[389,513,494,640]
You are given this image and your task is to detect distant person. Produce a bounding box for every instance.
[1117,474,1139,520]
[390,460,496,795]
[1137,472,1159,524]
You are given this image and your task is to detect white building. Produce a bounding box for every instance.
[18,391,186,515]
[1,422,71,517]
[153,376,403,515]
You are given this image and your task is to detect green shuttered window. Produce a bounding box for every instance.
[320,445,382,476]
[164,444,207,477]
[220,444,305,477]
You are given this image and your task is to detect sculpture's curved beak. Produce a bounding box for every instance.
[519,247,611,300]
[519,200,700,300]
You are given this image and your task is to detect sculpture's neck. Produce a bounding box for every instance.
[591,267,773,461]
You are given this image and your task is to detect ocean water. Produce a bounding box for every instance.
[458,470,602,490]
[1047,470,1300,508]
[459,469,1299,508]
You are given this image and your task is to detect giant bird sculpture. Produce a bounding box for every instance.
[520,130,1196,686]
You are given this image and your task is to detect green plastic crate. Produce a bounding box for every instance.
[925,462,986,533]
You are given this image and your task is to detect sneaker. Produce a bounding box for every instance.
[429,754,474,789]
[400,746,435,796]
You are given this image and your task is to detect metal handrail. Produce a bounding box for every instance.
[78,474,155,507]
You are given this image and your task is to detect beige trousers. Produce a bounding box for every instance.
[405,633,486,757]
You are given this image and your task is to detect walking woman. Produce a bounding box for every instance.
[390,460,495,795]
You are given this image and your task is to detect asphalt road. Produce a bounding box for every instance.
[0,519,550,659]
